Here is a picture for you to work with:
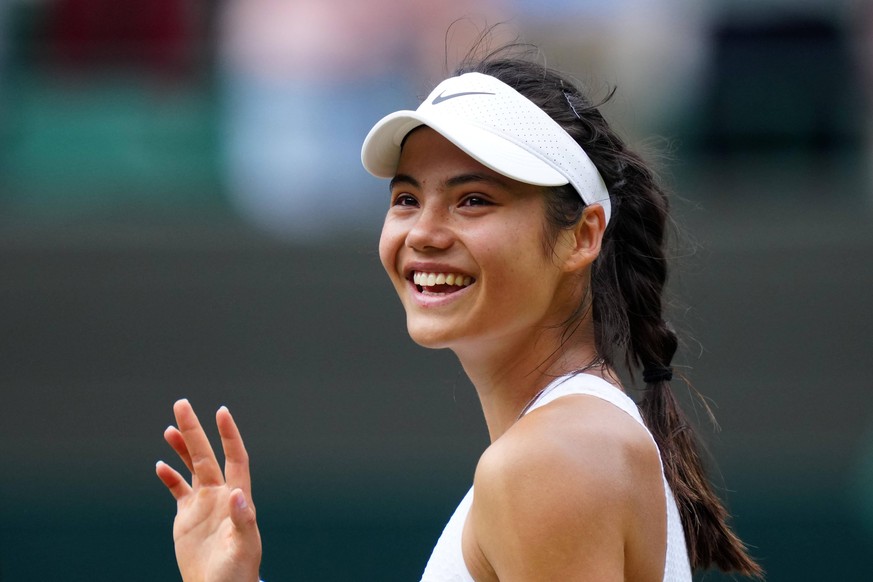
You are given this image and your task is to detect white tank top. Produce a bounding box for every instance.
[420,373,693,581]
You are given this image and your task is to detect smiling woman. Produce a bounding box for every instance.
[155,45,763,582]
[378,128,588,356]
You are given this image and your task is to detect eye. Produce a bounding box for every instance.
[460,195,492,207]
[392,193,419,207]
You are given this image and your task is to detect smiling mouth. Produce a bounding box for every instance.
[411,271,475,295]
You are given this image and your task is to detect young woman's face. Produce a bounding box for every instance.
[379,127,583,353]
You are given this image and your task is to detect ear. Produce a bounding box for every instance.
[561,203,606,273]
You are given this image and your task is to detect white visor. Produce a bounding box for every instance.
[361,72,611,223]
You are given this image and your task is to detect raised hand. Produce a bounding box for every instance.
[156,400,262,582]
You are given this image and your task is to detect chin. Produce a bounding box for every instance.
[405,321,456,350]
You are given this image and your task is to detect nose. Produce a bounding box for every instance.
[405,203,454,252]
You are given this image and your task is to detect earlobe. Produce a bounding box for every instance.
[563,203,606,272]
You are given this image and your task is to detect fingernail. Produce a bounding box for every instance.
[218,405,228,413]
[235,491,248,509]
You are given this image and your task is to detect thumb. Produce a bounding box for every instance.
[227,488,262,579]
[229,488,258,535]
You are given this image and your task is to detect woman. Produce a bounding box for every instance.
[156,50,762,581]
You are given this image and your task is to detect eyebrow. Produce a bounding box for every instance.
[389,173,419,191]
[445,172,509,189]
[389,171,509,191]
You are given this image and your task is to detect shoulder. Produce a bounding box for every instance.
[479,392,662,503]
[466,393,665,581]
[476,393,663,517]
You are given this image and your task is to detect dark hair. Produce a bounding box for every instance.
[455,49,762,577]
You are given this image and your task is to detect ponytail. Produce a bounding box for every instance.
[455,49,762,577]
[591,136,762,577]
[587,109,762,578]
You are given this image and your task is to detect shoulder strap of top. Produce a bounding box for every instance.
[524,373,645,427]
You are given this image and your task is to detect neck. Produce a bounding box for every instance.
[454,320,603,442]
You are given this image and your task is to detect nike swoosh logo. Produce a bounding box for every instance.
[432,90,495,105]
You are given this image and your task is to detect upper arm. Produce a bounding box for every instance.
[464,397,665,582]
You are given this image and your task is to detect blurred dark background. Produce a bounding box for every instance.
[1,0,871,580]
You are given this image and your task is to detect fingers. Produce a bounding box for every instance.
[173,399,225,486]
[156,460,192,500]
[164,426,195,475]
[216,406,252,494]
[161,401,253,498]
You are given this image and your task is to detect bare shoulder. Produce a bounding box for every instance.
[477,393,663,506]
[465,394,666,581]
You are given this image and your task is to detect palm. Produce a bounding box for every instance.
[173,487,236,579]
[156,401,262,582]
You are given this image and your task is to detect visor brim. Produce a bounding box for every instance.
[361,110,570,188]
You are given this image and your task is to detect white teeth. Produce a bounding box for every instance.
[412,271,473,288]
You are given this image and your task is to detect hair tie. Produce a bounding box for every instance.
[643,366,673,384]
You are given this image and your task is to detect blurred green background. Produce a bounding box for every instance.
[1,0,871,580]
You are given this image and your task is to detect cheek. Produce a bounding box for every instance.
[489,239,563,306]
[378,219,402,278]
[483,224,547,273]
